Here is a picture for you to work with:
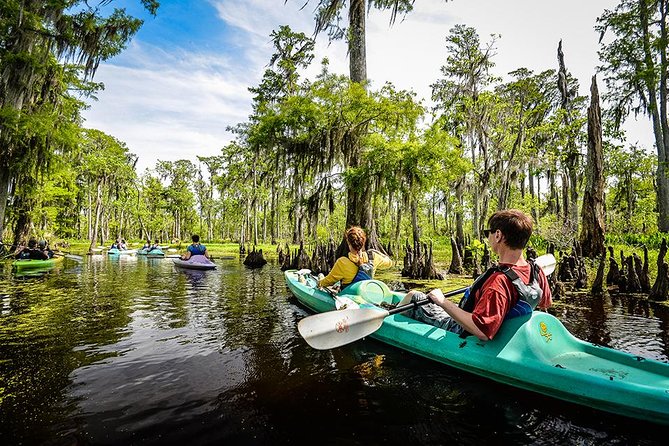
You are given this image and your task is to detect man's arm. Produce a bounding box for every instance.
[427,289,489,341]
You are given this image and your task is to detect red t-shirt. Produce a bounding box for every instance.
[472,263,552,340]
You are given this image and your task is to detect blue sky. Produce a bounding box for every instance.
[82,0,652,173]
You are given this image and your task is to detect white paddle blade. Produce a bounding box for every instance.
[535,254,557,276]
[298,308,388,350]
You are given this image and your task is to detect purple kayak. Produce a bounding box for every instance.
[172,255,216,270]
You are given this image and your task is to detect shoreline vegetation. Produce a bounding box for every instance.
[21,237,658,307]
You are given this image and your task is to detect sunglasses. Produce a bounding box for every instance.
[483,228,496,237]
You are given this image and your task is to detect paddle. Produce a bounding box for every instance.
[295,269,360,310]
[297,254,556,350]
[53,251,84,262]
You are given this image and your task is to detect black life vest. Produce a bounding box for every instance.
[460,259,544,319]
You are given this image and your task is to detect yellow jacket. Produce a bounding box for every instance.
[318,249,392,288]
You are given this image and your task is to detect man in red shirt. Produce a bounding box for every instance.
[427,209,552,341]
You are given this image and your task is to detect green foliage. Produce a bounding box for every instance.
[605,232,669,250]
[4,7,668,254]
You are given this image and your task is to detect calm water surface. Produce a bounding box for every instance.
[1,255,668,445]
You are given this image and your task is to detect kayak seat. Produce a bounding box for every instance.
[499,312,579,363]
[341,279,393,305]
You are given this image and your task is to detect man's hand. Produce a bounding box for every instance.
[427,289,446,306]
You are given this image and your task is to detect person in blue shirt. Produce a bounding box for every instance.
[181,234,209,260]
[142,239,151,250]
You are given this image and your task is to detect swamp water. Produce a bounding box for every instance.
[1,255,668,445]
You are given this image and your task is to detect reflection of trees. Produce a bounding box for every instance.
[557,293,612,345]
[556,290,669,361]
[650,304,669,360]
[0,258,139,442]
[144,260,190,329]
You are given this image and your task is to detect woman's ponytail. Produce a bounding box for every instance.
[345,226,367,265]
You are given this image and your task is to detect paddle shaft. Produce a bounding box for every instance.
[388,253,556,315]
[387,286,469,316]
[305,273,359,309]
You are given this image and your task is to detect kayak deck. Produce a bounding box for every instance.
[12,256,64,270]
[285,270,669,425]
[172,256,216,270]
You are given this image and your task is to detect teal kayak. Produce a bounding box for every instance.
[137,248,148,255]
[13,256,64,270]
[285,270,669,425]
[146,248,164,258]
[107,248,135,255]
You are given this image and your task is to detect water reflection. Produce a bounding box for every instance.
[0,258,668,445]
[556,291,669,362]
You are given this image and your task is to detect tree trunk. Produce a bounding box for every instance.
[348,0,367,84]
[11,196,32,248]
[271,182,277,244]
[252,156,258,245]
[657,5,669,231]
[89,180,104,253]
[410,198,420,245]
[0,168,9,240]
[263,199,267,243]
[393,198,402,244]
[334,0,387,256]
[557,40,579,230]
[579,75,606,258]
[455,178,465,250]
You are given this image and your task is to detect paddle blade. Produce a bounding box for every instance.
[534,254,557,276]
[65,254,84,262]
[298,307,388,350]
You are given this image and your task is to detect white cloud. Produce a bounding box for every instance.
[82,0,654,174]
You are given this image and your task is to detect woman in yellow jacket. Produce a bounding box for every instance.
[317,226,392,290]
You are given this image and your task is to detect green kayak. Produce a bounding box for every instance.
[285,270,669,425]
[13,256,64,270]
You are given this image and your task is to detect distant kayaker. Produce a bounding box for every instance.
[120,239,128,250]
[317,226,392,290]
[38,240,54,259]
[181,234,209,260]
[110,238,121,250]
[407,209,552,341]
[15,239,49,260]
[142,239,151,250]
[150,240,161,251]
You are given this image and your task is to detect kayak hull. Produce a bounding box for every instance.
[12,256,64,270]
[172,256,216,270]
[146,248,165,258]
[285,270,669,425]
[107,249,135,256]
